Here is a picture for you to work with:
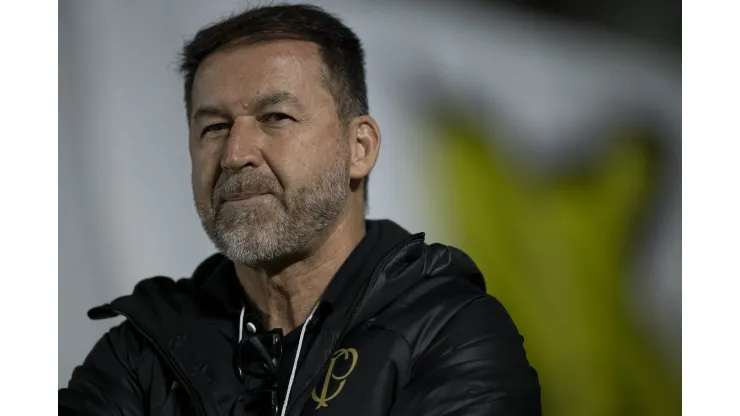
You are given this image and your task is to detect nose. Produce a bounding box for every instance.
[221,116,265,171]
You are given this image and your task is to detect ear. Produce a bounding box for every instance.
[347,115,381,182]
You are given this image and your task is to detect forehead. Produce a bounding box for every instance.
[191,40,327,109]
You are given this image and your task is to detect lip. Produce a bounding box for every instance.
[221,193,268,202]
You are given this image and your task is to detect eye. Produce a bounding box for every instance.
[201,123,230,137]
[260,112,293,124]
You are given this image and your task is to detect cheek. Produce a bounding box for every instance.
[266,119,344,189]
[270,141,317,186]
[190,145,222,203]
[191,165,209,200]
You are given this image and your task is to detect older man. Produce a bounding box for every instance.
[59,4,541,416]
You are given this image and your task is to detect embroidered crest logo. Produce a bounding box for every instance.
[311,348,359,409]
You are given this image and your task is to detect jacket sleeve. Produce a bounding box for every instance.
[389,296,541,416]
[59,321,147,416]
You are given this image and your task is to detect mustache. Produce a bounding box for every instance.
[213,171,278,203]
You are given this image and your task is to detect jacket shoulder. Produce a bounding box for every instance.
[87,253,226,320]
[370,244,516,359]
[86,275,195,320]
[60,320,152,415]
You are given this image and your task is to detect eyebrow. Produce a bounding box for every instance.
[191,105,227,122]
[191,91,303,122]
[255,91,302,110]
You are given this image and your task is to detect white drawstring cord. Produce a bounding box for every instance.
[238,303,321,416]
[281,302,320,416]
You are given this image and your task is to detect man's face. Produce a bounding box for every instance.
[189,40,350,266]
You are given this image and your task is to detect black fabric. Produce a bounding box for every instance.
[275,219,400,403]
[60,219,541,416]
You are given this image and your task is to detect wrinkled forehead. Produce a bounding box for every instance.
[191,40,328,111]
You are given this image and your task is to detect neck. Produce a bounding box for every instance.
[234,204,366,334]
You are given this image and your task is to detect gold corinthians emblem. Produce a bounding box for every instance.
[311,348,359,409]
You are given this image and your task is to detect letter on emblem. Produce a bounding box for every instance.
[311,348,359,409]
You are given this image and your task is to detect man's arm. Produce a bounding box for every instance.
[59,322,147,416]
[390,296,541,416]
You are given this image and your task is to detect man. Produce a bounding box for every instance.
[59,4,540,416]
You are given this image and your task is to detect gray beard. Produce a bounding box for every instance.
[195,160,348,267]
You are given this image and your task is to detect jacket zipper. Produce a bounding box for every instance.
[285,233,425,416]
[111,309,209,416]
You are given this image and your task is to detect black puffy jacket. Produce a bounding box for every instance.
[59,220,540,415]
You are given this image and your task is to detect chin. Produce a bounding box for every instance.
[217,221,278,255]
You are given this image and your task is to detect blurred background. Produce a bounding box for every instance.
[59,0,680,414]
